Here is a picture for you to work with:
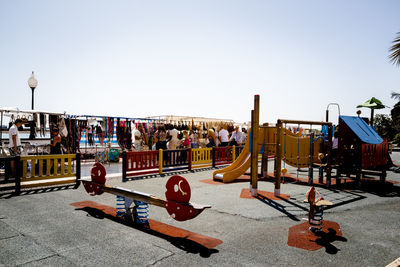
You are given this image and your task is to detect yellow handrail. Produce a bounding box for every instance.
[20,154,76,181]
[191,148,212,165]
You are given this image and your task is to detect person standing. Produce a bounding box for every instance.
[241,128,248,144]
[229,126,243,146]
[189,129,199,148]
[133,124,144,151]
[50,128,62,154]
[206,129,217,148]
[8,119,23,177]
[9,119,23,156]
[49,127,62,172]
[167,125,180,150]
[218,125,229,147]
[182,130,190,148]
[154,125,168,150]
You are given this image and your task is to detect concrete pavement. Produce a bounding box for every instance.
[1,154,400,266]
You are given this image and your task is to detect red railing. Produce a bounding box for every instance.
[122,146,245,180]
[214,146,233,165]
[125,151,159,177]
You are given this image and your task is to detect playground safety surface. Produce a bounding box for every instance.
[1,156,400,266]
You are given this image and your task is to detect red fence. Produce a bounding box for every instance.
[361,139,388,169]
[124,150,160,177]
[122,146,245,180]
[214,146,233,166]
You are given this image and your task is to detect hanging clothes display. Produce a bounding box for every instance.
[108,118,114,139]
[58,117,68,138]
[103,118,108,144]
[126,119,132,150]
[88,126,94,146]
[28,120,36,140]
[96,124,104,145]
[76,120,85,153]
[116,118,122,148]
[39,113,46,137]
[49,114,58,132]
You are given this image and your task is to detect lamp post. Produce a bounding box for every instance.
[28,71,38,110]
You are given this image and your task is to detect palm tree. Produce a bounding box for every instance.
[389,32,400,66]
[391,91,400,100]
[356,97,386,126]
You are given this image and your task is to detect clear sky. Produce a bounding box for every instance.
[1,0,399,126]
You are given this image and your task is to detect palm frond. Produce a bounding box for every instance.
[389,32,400,66]
[391,91,400,100]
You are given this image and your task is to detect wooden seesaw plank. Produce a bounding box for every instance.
[70,200,223,250]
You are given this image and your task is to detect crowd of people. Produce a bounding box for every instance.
[5,119,248,159]
[132,123,248,152]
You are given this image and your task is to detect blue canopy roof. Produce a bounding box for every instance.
[339,115,383,144]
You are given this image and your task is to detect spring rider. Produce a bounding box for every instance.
[304,186,333,232]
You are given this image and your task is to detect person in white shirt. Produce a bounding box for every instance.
[189,130,199,148]
[218,126,229,147]
[167,125,180,150]
[8,119,23,177]
[229,126,243,146]
[9,119,23,156]
[241,128,248,144]
[134,124,144,151]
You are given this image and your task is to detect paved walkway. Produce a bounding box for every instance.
[1,154,399,266]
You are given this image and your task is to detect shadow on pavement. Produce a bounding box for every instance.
[0,184,76,199]
[256,194,302,221]
[288,221,347,254]
[255,188,368,220]
[75,206,219,258]
[313,228,348,254]
[338,179,400,198]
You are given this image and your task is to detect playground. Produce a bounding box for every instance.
[0,158,399,266]
[1,95,399,266]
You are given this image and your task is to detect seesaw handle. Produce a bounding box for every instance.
[102,185,166,208]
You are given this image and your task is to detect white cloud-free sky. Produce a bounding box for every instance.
[1,0,399,125]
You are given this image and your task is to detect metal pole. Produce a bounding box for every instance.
[326,109,329,122]
[31,88,35,110]
[370,109,374,126]
[122,151,127,182]
[0,111,3,146]
[326,103,340,123]
[75,153,81,189]
[159,149,163,175]
[326,124,333,187]
[188,148,192,171]
[212,147,216,168]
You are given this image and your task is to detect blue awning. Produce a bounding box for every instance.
[339,115,383,144]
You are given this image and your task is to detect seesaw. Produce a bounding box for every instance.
[81,162,211,223]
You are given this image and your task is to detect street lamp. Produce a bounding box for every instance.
[28,71,38,110]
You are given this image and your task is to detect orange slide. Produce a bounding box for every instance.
[213,130,264,183]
